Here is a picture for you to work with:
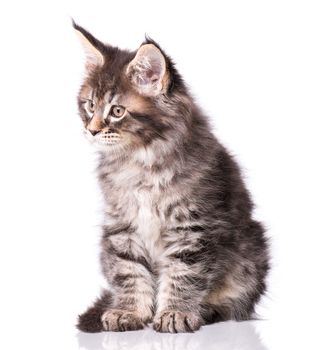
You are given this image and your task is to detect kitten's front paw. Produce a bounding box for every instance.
[101,309,145,332]
[153,311,203,333]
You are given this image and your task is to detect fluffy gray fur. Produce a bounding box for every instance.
[74,22,269,333]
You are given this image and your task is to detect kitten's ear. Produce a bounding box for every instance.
[126,44,168,96]
[73,21,105,70]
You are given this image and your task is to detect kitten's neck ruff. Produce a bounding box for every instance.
[97,130,187,170]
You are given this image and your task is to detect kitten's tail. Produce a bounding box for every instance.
[77,290,113,333]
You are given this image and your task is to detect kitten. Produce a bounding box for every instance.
[74,22,269,333]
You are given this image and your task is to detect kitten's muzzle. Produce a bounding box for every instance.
[86,114,108,135]
[87,127,121,145]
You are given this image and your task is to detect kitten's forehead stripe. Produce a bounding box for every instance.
[108,89,117,103]
[102,92,120,121]
[111,94,120,104]
[104,91,112,103]
[102,90,113,121]
[103,103,111,120]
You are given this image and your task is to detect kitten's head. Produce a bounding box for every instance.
[74,22,193,162]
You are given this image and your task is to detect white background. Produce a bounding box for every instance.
[0,1,311,349]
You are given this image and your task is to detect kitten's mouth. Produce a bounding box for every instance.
[94,130,121,145]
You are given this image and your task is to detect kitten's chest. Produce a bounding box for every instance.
[105,166,170,260]
[132,187,162,258]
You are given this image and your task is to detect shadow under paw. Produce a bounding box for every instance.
[153,311,203,333]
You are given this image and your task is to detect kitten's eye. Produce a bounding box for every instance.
[86,100,95,114]
[111,105,125,118]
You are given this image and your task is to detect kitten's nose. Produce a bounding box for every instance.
[89,129,101,136]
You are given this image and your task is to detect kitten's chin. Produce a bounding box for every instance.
[92,139,123,152]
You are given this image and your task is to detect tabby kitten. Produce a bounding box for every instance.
[74,22,269,333]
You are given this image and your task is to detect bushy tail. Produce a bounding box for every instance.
[77,290,113,333]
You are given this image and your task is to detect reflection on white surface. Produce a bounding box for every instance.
[77,320,267,350]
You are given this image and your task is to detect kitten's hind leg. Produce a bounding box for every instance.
[77,290,113,333]
[201,296,257,325]
[202,267,265,323]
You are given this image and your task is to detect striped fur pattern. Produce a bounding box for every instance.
[74,22,269,333]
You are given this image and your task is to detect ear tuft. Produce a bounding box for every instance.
[73,22,104,70]
[127,44,167,96]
